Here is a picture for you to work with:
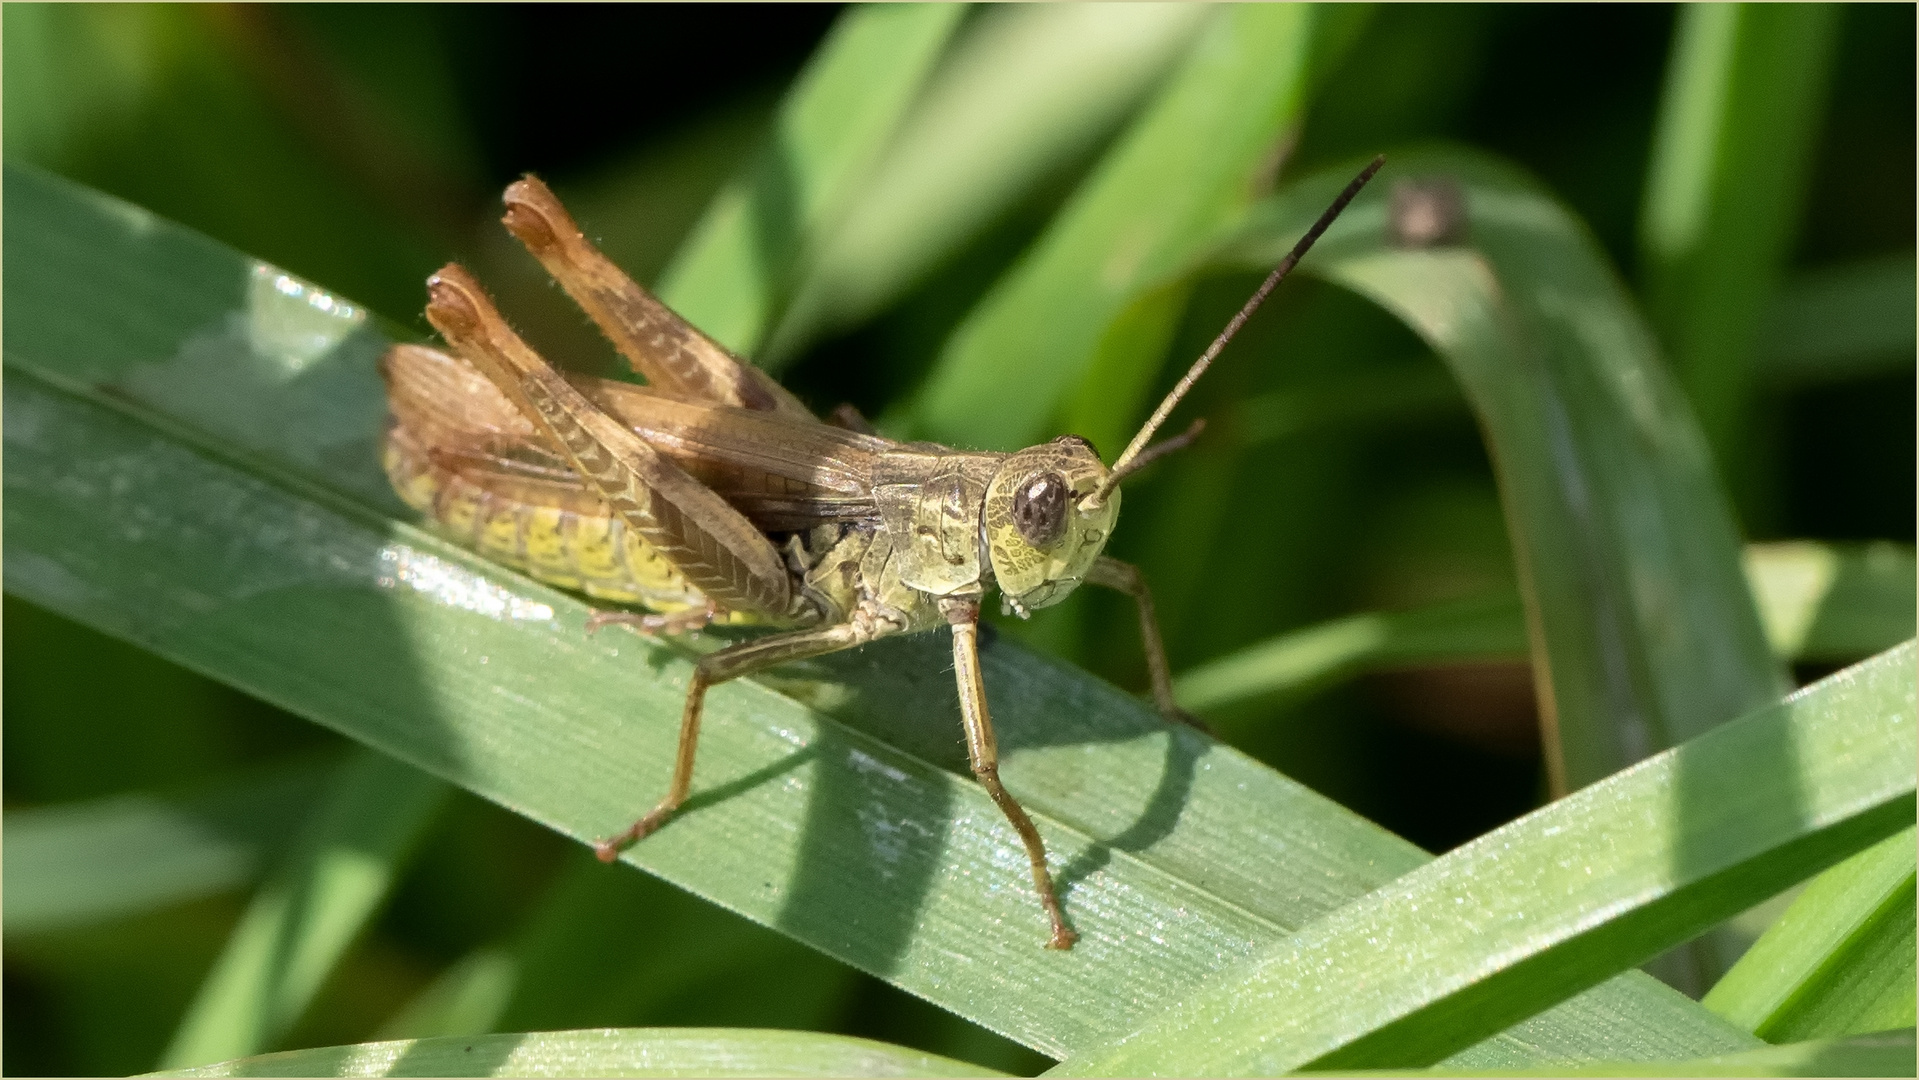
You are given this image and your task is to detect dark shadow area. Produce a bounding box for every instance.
[1053,729,1202,901]
[1783,371,1917,544]
[439,5,843,184]
[492,849,853,1035]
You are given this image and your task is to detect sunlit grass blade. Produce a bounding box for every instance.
[654,3,964,357]
[159,750,450,1069]
[1220,149,1788,796]
[1747,543,1918,664]
[1376,1029,1916,1078]
[763,3,1209,362]
[1053,643,1916,1076]
[4,761,327,935]
[5,164,1765,1066]
[1177,542,1916,718]
[915,4,1368,452]
[148,1028,1008,1078]
[1759,252,1918,384]
[1705,826,1916,1041]
[1638,2,1840,475]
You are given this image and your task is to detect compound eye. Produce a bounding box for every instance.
[1011,471,1070,548]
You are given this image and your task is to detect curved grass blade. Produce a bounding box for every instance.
[5,163,1762,1065]
[159,750,450,1069]
[1218,149,1789,795]
[763,3,1209,363]
[1638,3,1840,471]
[1054,643,1917,1076]
[147,1028,1007,1078]
[4,761,327,935]
[654,3,964,357]
[914,4,1365,452]
[1705,826,1916,1041]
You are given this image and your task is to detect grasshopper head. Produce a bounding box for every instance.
[986,157,1387,620]
[984,436,1120,617]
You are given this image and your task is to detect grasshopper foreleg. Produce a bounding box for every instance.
[940,596,1078,951]
[593,615,890,861]
[1088,556,1209,733]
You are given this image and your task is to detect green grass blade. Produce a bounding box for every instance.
[159,750,451,1069]
[1221,149,1789,794]
[4,762,327,935]
[765,3,1210,361]
[1375,1030,1916,1077]
[0,5,452,326]
[5,164,1764,1066]
[1054,643,1917,1076]
[914,4,1359,452]
[1174,592,1526,716]
[1705,826,1917,1041]
[1759,253,1918,384]
[488,851,857,1037]
[1233,362,1466,446]
[1747,543,1918,664]
[1637,3,1841,477]
[1176,542,1916,717]
[373,948,517,1041]
[148,1028,1006,1078]
[654,3,964,357]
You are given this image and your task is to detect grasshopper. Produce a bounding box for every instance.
[380,157,1383,950]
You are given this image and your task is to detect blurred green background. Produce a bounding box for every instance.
[4,4,1912,1076]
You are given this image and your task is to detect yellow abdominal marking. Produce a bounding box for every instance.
[382,436,764,623]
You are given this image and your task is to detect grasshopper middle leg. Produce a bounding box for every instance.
[593,616,888,860]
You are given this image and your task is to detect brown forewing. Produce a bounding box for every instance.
[382,343,887,532]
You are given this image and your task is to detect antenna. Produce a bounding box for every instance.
[1083,154,1385,510]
